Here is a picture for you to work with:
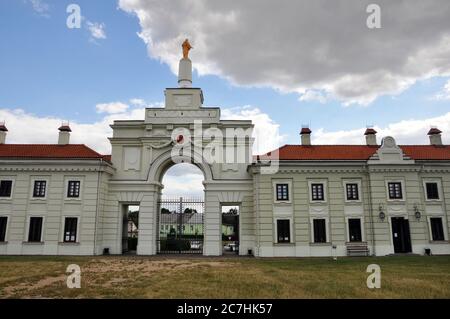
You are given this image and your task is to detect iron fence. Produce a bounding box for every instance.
[157,196,204,254]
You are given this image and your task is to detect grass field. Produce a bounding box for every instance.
[0,255,449,299]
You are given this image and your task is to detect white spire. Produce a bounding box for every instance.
[178,58,192,88]
[178,39,193,87]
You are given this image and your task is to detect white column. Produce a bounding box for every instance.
[178,58,192,88]
[137,192,158,255]
[203,190,221,256]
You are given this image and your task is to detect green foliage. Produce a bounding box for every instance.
[161,208,171,214]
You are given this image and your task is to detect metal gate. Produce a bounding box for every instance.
[157,197,204,254]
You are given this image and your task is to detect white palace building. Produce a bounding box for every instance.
[1,43,450,257]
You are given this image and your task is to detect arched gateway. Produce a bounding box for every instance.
[105,42,254,256]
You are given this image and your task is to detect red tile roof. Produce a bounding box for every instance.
[258,144,450,161]
[401,145,450,160]
[0,144,111,162]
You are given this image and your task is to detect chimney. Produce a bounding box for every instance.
[428,127,442,146]
[0,122,7,144]
[364,127,377,146]
[300,126,311,146]
[58,122,71,145]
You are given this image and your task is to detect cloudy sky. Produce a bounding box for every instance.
[1,0,450,196]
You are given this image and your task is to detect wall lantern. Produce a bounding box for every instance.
[414,205,421,220]
[378,205,385,221]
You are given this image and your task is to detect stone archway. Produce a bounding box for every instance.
[139,148,221,255]
[147,149,214,184]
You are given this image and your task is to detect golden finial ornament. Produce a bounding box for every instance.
[182,39,192,59]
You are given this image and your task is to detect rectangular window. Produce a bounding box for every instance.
[33,180,46,198]
[277,219,290,243]
[388,182,403,199]
[425,183,439,200]
[28,217,43,242]
[276,184,289,201]
[63,217,78,243]
[67,181,81,198]
[313,219,327,243]
[0,180,12,198]
[348,218,362,242]
[311,183,324,201]
[346,183,359,201]
[430,218,445,241]
[0,217,7,242]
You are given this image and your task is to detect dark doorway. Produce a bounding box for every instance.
[122,205,139,254]
[391,217,412,253]
[348,218,362,242]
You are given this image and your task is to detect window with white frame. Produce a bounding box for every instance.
[275,184,289,201]
[0,217,7,242]
[313,219,327,243]
[346,183,359,201]
[311,183,325,201]
[276,219,291,243]
[63,217,78,243]
[32,180,47,198]
[430,217,445,241]
[425,182,440,200]
[28,217,43,242]
[0,180,13,198]
[387,182,403,200]
[67,181,81,198]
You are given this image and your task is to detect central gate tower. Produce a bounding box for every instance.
[105,40,255,256]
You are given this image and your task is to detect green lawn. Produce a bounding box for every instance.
[0,255,449,298]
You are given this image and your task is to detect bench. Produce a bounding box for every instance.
[346,242,370,256]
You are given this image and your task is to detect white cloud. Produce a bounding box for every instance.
[299,90,329,104]
[129,99,164,108]
[86,21,107,40]
[313,112,450,145]
[433,79,450,100]
[129,98,147,107]
[118,0,450,105]
[96,102,129,114]
[28,0,49,17]
[222,106,285,154]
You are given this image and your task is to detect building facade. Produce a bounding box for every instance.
[1,53,449,257]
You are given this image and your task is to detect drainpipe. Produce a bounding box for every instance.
[366,164,376,256]
[93,158,103,255]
